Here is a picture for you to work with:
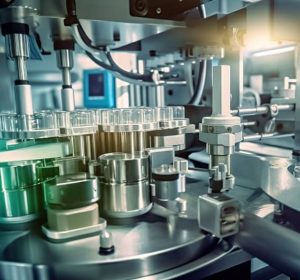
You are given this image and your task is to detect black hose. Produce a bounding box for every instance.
[86,51,117,72]
[105,52,154,82]
[66,0,76,16]
[86,52,156,85]
[66,0,156,83]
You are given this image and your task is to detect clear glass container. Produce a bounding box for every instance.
[98,108,158,132]
[172,106,185,119]
[55,111,71,129]
[0,112,59,139]
[155,107,174,122]
[71,110,95,127]
[34,111,57,130]
[143,108,155,124]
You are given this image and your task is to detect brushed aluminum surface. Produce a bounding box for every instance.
[0,169,275,279]
[43,174,99,209]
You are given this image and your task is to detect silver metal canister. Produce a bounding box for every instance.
[98,152,151,218]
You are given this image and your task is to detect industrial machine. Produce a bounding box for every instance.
[0,0,300,279]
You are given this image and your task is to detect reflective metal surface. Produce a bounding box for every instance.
[0,184,42,218]
[101,181,151,218]
[0,161,41,190]
[99,152,149,183]
[40,1,180,49]
[43,174,99,209]
[0,164,277,279]
[14,84,33,116]
[0,161,43,222]
[99,152,151,218]
[0,177,219,279]
[232,151,300,212]
[53,156,88,175]
[0,141,72,163]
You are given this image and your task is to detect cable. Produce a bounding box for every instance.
[65,0,99,51]
[86,52,116,72]
[105,52,155,82]
[188,59,207,105]
[65,0,157,83]
[86,51,159,86]
[187,3,207,105]
[184,61,195,98]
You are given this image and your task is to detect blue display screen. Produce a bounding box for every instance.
[83,69,116,108]
[88,73,104,97]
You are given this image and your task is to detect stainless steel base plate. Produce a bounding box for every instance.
[42,218,107,243]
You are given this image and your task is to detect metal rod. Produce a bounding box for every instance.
[62,68,72,86]
[242,121,256,127]
[243,132,294,142]
[164,80,187,85]
[231,104,294,117]
[236,212,300,278]
[15,56,28,81]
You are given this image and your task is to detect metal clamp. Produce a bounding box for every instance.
[198,193,240,238]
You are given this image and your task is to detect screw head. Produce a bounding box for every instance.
[133,0,148,16]
[156,7,162,14]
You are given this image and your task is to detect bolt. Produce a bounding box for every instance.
[176,198,187,213]
[221,239,231,251]
[271,104,278,115]
[156,7,162,14]
[208,126,214,133]
[227,127,232,133]
[99,230,115,255]
[135,0,146,11]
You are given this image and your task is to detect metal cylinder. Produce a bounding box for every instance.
[61,87,75,112]
[43,174,100,209]
[53,156,88,176]
[15,56,27,80]
[236,212,300,278]
[102,180,151,218]
[0,161,43,223]
[99,152,151,218]
[99,152,149,184]
[56,49,74,69]
[53,156,88,175]
[0,184,42,219]
[153,165,180,201]
[0,161,41,191]
[71,134,97,160]
[96,130,147,156]
[14,83,33,115]
[156,85,165,107]
[155,180,180,200]
[174,157,188,193]
[62,68,72,86]
[5,33,29,59]
[243,132,295,142]
[231,104,295,117]
[99,230,114,252]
